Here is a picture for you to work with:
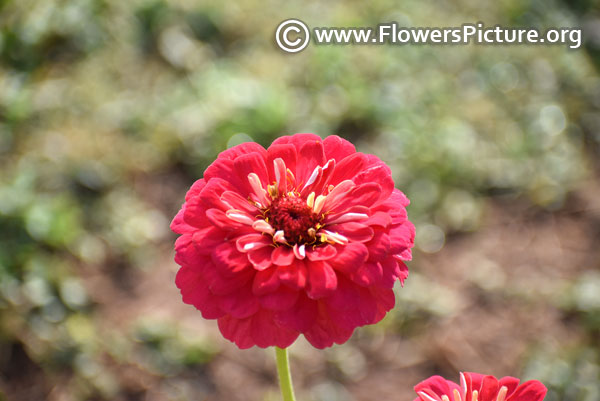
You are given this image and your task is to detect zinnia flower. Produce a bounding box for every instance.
[171,134,414,349]
[414,372,548,401]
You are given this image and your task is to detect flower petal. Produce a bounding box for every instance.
[327,242,368,274]
[277,259,307,289]
[272,246,295,266]
[259,286,300,311]
[175,267,225,319]
[211,243,250,276]
[297,139,326,184]
[267,143,297,183]
[479,375,500,401]
[349,262,383,287]
[508,381,547,401]
[499,376,521,398]
[217,309,299,349]
[307,261,338,299]
[274,293,317,332]
[218,285,260,319]
[236,233,271,253]
[414,376,453,401]
[303,302,354,348]
[366,231,391,261]
[326,222,374,243]
[248,246,273,270]
[252,268,280,295]
[306,244,337,261]
[323,135,356,162]
[329,152,368,185]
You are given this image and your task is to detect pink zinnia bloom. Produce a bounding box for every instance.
[414,372,548,401]
[171,134,414,349]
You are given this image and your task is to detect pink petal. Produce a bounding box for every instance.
[233,152,269,191]
[211,242,250,276]
[329,152,368,185]
[184,179,206,202]
[175,267,225,319]
[249,309,299,348]
[217,141,267,161]
[499,377,521,398]
[365,211,392,228]
[366,231,391,261]
[272,246,295,266]
[389,220,415,253]
[277,259,307,289]
[306,244,337,261]
[217,315,254,349]
[464,372,486,401]
[248,246,273,270]
[303,301,354,348]
[272,133,323,150]
[196,178,235,211]
[396,260,409,284]
[353,163,394,205]
[414,376,453,400]
[221,190,258,214]
[205,208,246,231]
[326,222,374,243]
[205,263,254,296]
[171,207,195,234]
[259,286,299,311]
[192,227,227,255]
[267,143,297,182]
[327,242,368,274]
[307,261,338,299]
[218,285,260,319]
[203,159,245,191]
[349,262,383,287]
[345,182,383,209]
[323,135,356,162]
[324,206,370,225]
[379,257,404,288]
[274,293,317,332]
[507,381,547,401]
[236,233,271,253]
[322,180,355,211]
[174,234,202,266]
[371,287,395,322]
[324,276,377,329]
[297,139,326,184]
[479,376,500,401]
[252,268,280,295]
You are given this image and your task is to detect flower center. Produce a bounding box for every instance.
[265,195,320,245]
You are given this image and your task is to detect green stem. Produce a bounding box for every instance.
[275,347,297,401]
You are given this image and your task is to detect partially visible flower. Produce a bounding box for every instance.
[171,134,414,349]
[414,372,547,401]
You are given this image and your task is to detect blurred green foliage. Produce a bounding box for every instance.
[0,0,599,400]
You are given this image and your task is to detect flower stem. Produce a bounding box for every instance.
[275,347,297,401]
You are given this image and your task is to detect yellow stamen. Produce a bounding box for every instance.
[472,390,478,401]
[267,184,278,198]
[453,389,462,401]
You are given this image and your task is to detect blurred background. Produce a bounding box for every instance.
[1,0,600,400]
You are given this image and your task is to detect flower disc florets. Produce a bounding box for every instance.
[264,194,322,246]
[171,134,415,349]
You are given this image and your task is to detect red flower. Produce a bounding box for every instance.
[414,372,548,401]
[171,134,415,348]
